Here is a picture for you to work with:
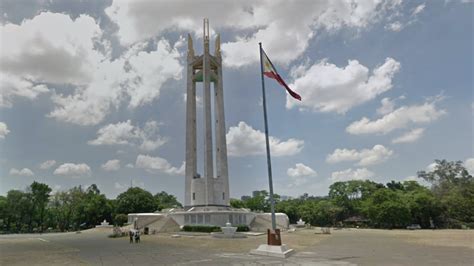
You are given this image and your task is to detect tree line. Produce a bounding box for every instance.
[0,184,181,233]
[0,159,472,233]
[232,160,473,229]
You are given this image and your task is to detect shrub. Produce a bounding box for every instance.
[236,225,250,232]
[463,222,474,229]
[182,225,221,233]
[114,214,128,226]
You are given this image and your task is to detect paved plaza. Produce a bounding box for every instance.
[1,228,472,265]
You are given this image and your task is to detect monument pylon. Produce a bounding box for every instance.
[127,19,289,234]
[185,18,229,208]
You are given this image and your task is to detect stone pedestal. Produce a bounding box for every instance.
[222,222,237,237]
[250,244,294,258]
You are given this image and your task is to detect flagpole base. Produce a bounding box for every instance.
[250,244,294,258]
[267,229,282,245]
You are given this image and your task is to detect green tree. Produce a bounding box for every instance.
[230,198,245,208]
[297,200,318,225]
[0,195,7,231]
[116,187,155,214]
[275,198,301,223]
[49,191,74,231]
[30,181,52,232]
[83,185,111,227]
[418,159,474,227]
[106,199,117,224]
[154,191,182,211]
[242,190,267,211]
[365,188,411,228]
[400,181,440,227]
[417,160,472,190]
[295,199,342,226]
[386,181,404,191]
[242,190,280,212]
[315,200,343,226]
[71,186,87,229]
[114,214,128,226]
[6,190,33,232]
[329,180,383,221]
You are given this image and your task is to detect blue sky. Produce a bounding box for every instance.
[0,0,472,202]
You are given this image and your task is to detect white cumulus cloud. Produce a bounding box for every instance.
[287,163,317,188]
[101,159,121,171]
[346,99,446,135]
[0,122,10,139]
[385,3,425,32]
[106,0,402,67]
[9,168,34,177]
[377,98,396,115]
[1,12,182,125]
[287,163,317,178]
[39,160,56,169]
[392,128,425,144]
[89,120,136,145]
[88,120,167,152]
[327,145,393,166]
[135,154,184,176]
[330,168,374,182]
[49,39,182,125]
[386,21,404,32]
[53,163,91,177]
[286,58,400,114]
[0,12,100,85]
[226,121,304,157]
[0,12,98,107]
[412,4,426,16]
[0,75,50,108]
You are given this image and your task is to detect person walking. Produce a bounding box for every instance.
[129,230,133,244]
[135,230,140,243]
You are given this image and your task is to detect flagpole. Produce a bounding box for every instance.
[259,42,276,231]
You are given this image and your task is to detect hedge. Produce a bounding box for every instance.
[182,224,251,232]
[182,225,222,233]
[236,225,250,232]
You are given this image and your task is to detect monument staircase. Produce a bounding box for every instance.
[146,216,180,233]
[134,215,164,229]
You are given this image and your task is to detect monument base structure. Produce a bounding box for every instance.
[127,208,289,233]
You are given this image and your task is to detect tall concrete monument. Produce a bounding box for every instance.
[127,19,289,232]
[185,18,229,208]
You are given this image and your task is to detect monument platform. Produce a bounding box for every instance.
[127,207,289,233]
